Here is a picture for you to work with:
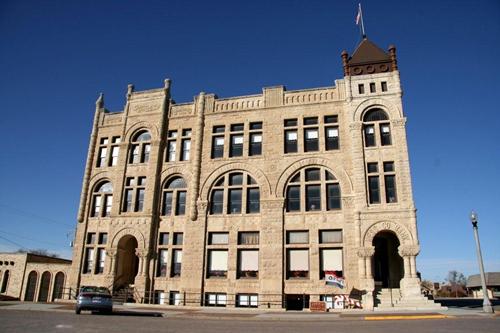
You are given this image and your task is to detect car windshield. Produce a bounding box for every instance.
[80,286,110,294]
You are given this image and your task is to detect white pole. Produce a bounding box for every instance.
[359,3,366,38]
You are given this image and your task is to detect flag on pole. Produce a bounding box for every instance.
[325,271,345,288]
[355,4,362,25]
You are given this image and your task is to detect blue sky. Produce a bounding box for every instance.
[0,0,499,282]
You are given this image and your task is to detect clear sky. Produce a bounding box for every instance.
[0,0,499,282]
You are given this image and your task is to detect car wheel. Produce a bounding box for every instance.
[75,308,81,315]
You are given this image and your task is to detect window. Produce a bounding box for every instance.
[97,146,107,168]
[325,116,339,151]
[157,249,168,277]
[284,119,298,153]
[98,233,108,245]
[157,232,182,277]
[367,162,380,204]
[319,230,342,243]
[381,81,388,92]
[238,232,259,245]
[171,250,182,277]
[383,161,397,203]
[287,249,309,278]
[173,233,183,245]
[110,137,121,166]
[230,124,244,157]
[363,108,391,148]
[303,117,319,152]
[166,131,177,162]
[169,291,181,305]
[159,232,169,245]
[249,122,263,156]
[83,248,94,274]
[238,250,258,278]
[211,126,225,158]
[285,167,341,212]
[86,233,96,245]
[358,84,365,94]
[95,248,106,274]
[161,177,187,216]
[287,231,309,244]
[181,131,191,161]
[96,137,120,168]
[129,130,151,164]
[122,176,146,212]
[205,293,227,307]
[209,172,259,215]
[209,232,229,245]
[320,248,343,279]
[90,181,113,218]
[208,250,228,278]
[237,294,258,308]
[370,82,376,93]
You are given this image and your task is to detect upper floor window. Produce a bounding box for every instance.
[122,176,146,212]
[209,172,260,215]
[91,181,113,218]
[249,122,262,156]
[129,130,151,164]
[366,161,398,204]
[96,137,121,167]
[211,126,225,159]
[211,122,263,159]
[166,129,191,162]
[161,177,187,216]
[284,116,339,154]
[363,109,391,147]
[285,167,341,212]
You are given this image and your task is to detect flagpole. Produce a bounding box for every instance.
[359,4,366,38]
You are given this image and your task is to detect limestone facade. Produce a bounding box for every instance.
[67,38,426,310]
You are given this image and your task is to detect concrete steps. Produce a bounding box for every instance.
[374,288,446,311]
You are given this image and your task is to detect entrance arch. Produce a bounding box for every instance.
[114,235,139,288]
[38,271,51,302]
[25,271,38,301]
[372,231,404,288]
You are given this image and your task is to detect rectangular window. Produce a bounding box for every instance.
[287,231,309,244]
[385,175,398,203]
[304,128,319,152]
[326,184,341,210]
[238,232,259,245]
[319,230,342,243]
[284,118,298,127]
[209,232,229,245]
[163,192,173,215]
[136,188,145,212]
[238,250,259,278]
[381,81,388,92]
[104,195,112,217]
[169,291,181,305]
[324,115,338,124]
[383,161,394,172]
[305,185,321,211]
[288,249,309,278]
[228,189,242,214]
[237,294,258,308]
[250,122,262,130]
[130,145,140,164]
[110,146,119,166]
[171,250,182,277]
[86,233,96,244]
[159,233,169,245]
[83,248,94,274]
[286,186,300,212]
[92,196,101,217]
[167,141,176,162]
[211,136,224,158]
[182,129,192,137]
[98,233,108,245]
[320,248,343,278]
[176,191,186,215]
[249,133,262,156]
[96,248,106,274]
[230,135,243,157]
[380,124,392,146]
[370,82,376,93]
[210,189,223,214]
[158,249,168,277]
[285,130,298,153]
[173,233,183,245]
[303,117,318,125]
[325,126,339,150]
[231,123,244,131]
[205,293,227,307]
[367,162,378,173]
[97,147,107,167]
[124,189,133,212]
[181,139,191,161]
[246,188,260,213]
[208,250,228,277]
[142,144,151,163]
[368,176,380,204]
[364,125,376,147]
[358,84,365,94]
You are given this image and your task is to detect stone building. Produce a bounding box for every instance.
[0,252,71,302]
[68,37,439,310]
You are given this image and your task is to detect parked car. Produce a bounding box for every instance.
[75,286,113,314]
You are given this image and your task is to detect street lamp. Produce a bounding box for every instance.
[469,211,494,313]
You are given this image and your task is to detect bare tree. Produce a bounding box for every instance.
[16,248,60,258]
[445,270,467,297]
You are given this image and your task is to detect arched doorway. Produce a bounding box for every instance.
[1,270,9,293]
[38,271,51,302]
[115,235,139,288]
[25,271,38,301]
[52,272,65,301]
[372,231,404,288]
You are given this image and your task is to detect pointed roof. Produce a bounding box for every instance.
[340,38,398,76]
[349,38,391,65]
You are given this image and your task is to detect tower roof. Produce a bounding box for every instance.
[341,38,398,76]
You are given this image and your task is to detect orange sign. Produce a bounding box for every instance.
[310,301,327,312]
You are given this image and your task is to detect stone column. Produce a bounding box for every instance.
[357,246,375,310]
[398,245,422,299]
[106,248,118,276]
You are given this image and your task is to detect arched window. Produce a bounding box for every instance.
[285,167,341,212]
[129,130,151,164]
[90,181,113,217]
[162,177,187,216]
[52,272,65,300]
[209,172,260,215]
[362,108,392,147]
[24,271,37,301]
[38,271,51,302]
[0,270,9,293]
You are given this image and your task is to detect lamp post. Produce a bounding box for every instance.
[469,211,494,313]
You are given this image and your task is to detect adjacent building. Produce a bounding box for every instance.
[67,37,439,310]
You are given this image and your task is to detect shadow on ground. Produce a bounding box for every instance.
[435,298,500,308]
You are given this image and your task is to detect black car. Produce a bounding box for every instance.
[75,286,113,314]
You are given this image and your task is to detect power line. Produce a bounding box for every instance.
[0,203,74,227]
[0,234,27,249]
[0,230,66,248]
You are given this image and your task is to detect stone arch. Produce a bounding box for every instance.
[160,165,192,188]
[24,270,38,302]
[88,171,113,187]
[51,272,65,301]
[111,227,146,249]
[352,97,403,123]
[275,158,354,197]
[362,221,414,247]
[124,121,160,142]
[200,162,271,201]
[37,271,51,302]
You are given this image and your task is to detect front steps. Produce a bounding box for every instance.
[374,288,446,311]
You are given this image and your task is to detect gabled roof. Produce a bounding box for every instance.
[348,38,391,65]
[467,272,500,288]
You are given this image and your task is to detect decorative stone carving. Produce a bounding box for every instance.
[392,118,406,128]
[197,200,208,214]
[106,248,117,258]
[260,198,284,210]
[341,196,355,209]
[398,245,420,257]
[363,221,413,246]
[357,246,375,258]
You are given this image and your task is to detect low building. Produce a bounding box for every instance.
[467,272,500,299]
[0,252,71,302]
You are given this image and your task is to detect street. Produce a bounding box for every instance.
[0,309,498,333]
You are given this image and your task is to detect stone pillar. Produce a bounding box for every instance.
[107,248,117,276]
[357,246,375,310]
[398,245,422,299]
[410,256,417,278]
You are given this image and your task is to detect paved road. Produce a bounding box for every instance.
[0,309,498,333]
